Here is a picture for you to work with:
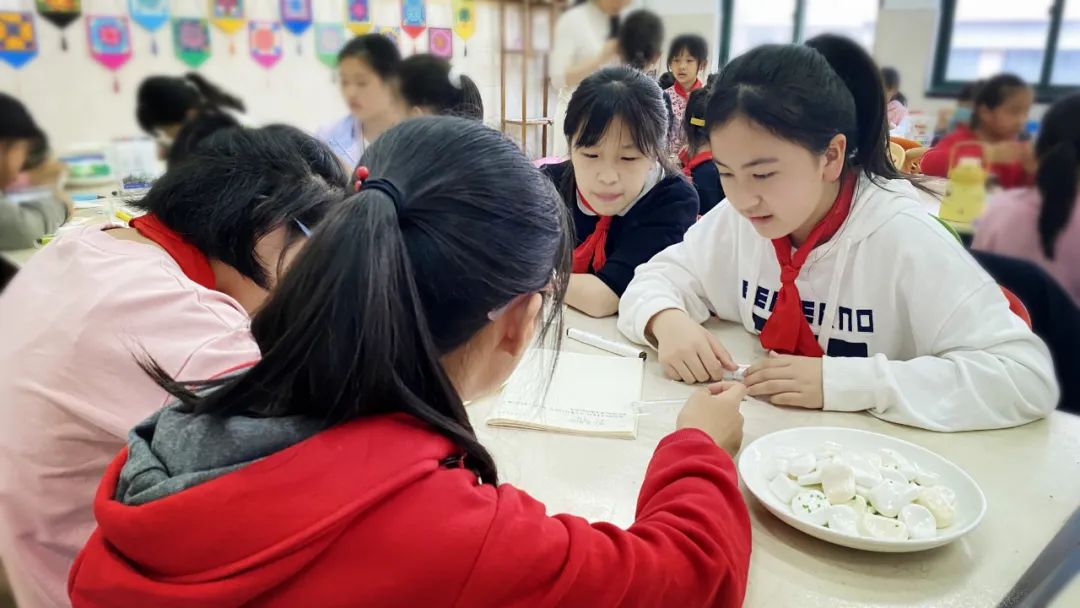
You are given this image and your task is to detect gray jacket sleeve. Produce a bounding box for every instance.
[0,193,69,251]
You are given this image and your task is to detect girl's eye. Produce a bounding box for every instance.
[620,157,640,162]
[753,172,777,180]
[582,153,600,159]
[718,173,733,179]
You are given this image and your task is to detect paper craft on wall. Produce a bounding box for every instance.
[279,0,312,54]
[346,0,371,36]
[378,25,400,49]
[173,18,211,69]
[429,27,451,60]
[210,0,245,54]
[35,0,80,51]
[128,0,168,55]
[401,0,425,52]
[86,16,132,93]
[452,0,474,56]
[249,21,282,70]
[0,12,38,69]
[314,22,344,81]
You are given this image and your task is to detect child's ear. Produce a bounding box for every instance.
[495,293,544,359]
[823,133,847,182]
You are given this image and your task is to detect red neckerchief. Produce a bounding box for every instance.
[759,171,857,357]
[682,150,714,178]
[673,79,703,100]
[572,189,614,274]
[129,213,217,290]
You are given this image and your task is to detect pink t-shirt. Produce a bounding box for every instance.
[0,226,259,608]
[974,187,1080,305]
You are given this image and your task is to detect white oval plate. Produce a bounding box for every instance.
[738,427,987,553]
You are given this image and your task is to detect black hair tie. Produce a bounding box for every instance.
[361,178,405,212]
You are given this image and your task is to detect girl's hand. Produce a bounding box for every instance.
[676,381,746,456]
[649,309,738,384]
[744,352,824,409]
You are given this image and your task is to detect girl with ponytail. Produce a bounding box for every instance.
[136,73,246,162]
[620,35,1058,432]
[70,117,753,607]
[975,92,1080,304]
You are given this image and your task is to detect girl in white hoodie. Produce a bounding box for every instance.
[618,35,1059,432]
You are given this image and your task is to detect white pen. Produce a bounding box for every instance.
[566,328,647,359]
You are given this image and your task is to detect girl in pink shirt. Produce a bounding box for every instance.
[974,93,1080,305]
[0,126,347,608]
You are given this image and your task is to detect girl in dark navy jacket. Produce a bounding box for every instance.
[543,65,699,318]
[680,87,726,215]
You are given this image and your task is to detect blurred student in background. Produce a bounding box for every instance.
[316,34,404,168]
[0,93,71,251]
[618,10,674,143]
[680,88,725,215]
[922,74,1034,188]
[551,0,631,157]
[881,66,908,134]
[666,35,709,155]
[975,92,1080,305]
[398,54,484,120]
[0,127,347,608]
[934,79,982,144]
[136,73,245,161]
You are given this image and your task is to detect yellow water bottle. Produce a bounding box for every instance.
[939,143,988,227]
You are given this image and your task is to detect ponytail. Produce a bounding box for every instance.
[184,72,246,114]
[1033,92,1080,260]
[136,74,244,134]
[141,117,571,486]
[618,10,663,71]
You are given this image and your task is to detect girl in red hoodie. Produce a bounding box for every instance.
[69,116,752,608]
[921,73,1035,188]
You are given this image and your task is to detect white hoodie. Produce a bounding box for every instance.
[618,174,1059,432]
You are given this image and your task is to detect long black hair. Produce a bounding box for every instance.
[684,88,711,153]
[971,73,1028,129]
[136,73,244,133]
[132,125,348,288]
[617,10,663,71]
[165,110,241,166]
[560,65,675,202]
[144,117,572,485]
[399,54,483,120]
[1034,93,1080,259]
[706,35,911,188]
[338,33,401,80]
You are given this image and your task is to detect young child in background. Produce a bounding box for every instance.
[69,116,752,608]
[136,73,245,160]
[921,74,1035,188]
[0,127,348,608]
[680,88,725,215]
[316,34,404,168]
[666,34,709,155]
[975,92,1080,305]
[0,93,71,251]
[881,66,908,133]
[934,79,982,144]
[619,35,1058,432]
[544,66,699,318]
[398,54,484,120]
[617,10,674,138]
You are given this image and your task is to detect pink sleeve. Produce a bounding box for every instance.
[457,429,751,607]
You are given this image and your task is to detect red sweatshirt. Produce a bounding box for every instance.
[69,414,751,607]
[921,125,1032,189]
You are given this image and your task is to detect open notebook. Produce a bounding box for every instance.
[486,349,644,439]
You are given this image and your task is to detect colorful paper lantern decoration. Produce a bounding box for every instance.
[378,25,400,49]
[210,0,245,55]
[314,22,344,81]
[249,20,282,70]
[128,0,168,55]
[279,0,312,54]
[86,15,132,93]
[35,0,80,51]
[429,27,451,60]
[401,0,425,52]
[0,12,38,69]
[346,0,371,36]
[452,0,475,56]
[173,18,211,69]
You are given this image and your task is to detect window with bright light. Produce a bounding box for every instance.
[728,0,797,60]
[801,0,878,49]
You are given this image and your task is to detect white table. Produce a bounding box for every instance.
[468,310,1080,608]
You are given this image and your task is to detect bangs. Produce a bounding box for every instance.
[570,87,664,157]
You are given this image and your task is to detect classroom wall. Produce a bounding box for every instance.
[0,0,511,153]
[872,0,951,119]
